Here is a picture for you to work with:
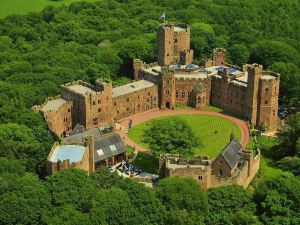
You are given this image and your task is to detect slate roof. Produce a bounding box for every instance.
[63,128,126,162]
[94,133,126,161]
[221,140,243,169]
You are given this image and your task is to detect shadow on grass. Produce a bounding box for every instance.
[132,153,159,174]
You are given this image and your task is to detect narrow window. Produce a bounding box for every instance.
[98,108,101,113]
[265,100,268,104]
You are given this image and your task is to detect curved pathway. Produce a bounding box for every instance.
[115,109,249,153]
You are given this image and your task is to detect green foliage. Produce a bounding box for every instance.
[132,153,159,174]
[90,167,123,189]
[229,44,249,66]
[45,169,97,212]
[255,175,300,224]
[277,112,300,157]
[143,117,200,157]
[0,173,51,225]
[277,157,300,176]
[129,114,241,158]
[0,123,47,173]
[156,177,208,214]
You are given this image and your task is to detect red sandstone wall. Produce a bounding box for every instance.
[112,85,158,121]
[44,102,72,137]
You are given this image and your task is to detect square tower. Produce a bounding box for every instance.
[157,23,193,66]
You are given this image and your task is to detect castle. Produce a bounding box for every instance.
[34,22,280,137]
[159,134,260,190]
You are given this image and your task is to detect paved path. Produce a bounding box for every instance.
[115,109,249,153]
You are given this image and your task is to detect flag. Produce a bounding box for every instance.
[159,12,165,20]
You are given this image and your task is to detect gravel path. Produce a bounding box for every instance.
[115,109,249,154]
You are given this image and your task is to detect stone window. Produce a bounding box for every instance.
[154,97,157,101]
[167,53,169,56]
[198,175,203,180]
[265,87,269,92]
[273,110,276,116]
[188,91,190,98]
[175,38,178,43]
[138,95,140,99]
[197,96,201,103]
[93,101,96,105]
[166,79,170,85]
[126,107,129,111]
[176,91,179,98]
[166,89,170,94]
[265,100,268,104]
[138,104,140,108]
[148,92,151,96]
[117,111,119,114]
[182,91,185,98]
[114,102,117,106]
[68,108,70,112]
[107,96,109,100]
[98,108,101,113]
[93,118,98,125]
[98,99,101,104]
[126,98,129,102]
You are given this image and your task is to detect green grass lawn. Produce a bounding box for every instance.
[128,114,241,158]
[0,0,99,18]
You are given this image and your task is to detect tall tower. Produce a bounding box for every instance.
[160,68,176,109]
[157,23,193,66]
[245,64,263,125]
[256,72,280,132]
[213,48,226,66]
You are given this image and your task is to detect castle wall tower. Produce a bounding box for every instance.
[133,59,143,80]
[157,23,193,66]
[245,64,263,125]
[160,68,176,109]
[256,73,280,132]
[213,48,226,66]
[85,136,95,174]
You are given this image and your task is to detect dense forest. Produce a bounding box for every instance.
[0,0,300,224]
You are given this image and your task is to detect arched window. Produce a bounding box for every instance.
[182,91,185,98]
[197,96,201,103]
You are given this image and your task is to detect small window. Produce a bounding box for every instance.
[265,88,269,92]
[126,107,129,111]
[176,91,179,98]
[167,53,169,56]
[138,95,140,100]
[154,97,157,101]
[126,98,129,102]
[187,91,190,98]
[98,108,101,113]
[198,175,203,180]
[117,111,119,114]
[68,108,70,112]
[93,101,96,105]
[148,92,151,96]
[197,96,201,103]
[107,96,109,100]
[273,110,276,116]
[265,100,268,104]
[182,91,185,98]
[114,102,117,106]
[174,38,178,43]
[98,99,101,104]
[166,89,170,94]
[138,104,140,108]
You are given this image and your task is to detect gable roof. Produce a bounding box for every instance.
[64,128,126,162]
[221,140,243,169]
[94,133,126,161]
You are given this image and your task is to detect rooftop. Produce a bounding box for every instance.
[112,80,155,98]
[50,145,86,163]
[41,98,67,112]
[221,140,243,169]
[67,84,96,95]
[174,26,186,32]
[64,128,126,162]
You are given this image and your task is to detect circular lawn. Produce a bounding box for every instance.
[128,114,241,158]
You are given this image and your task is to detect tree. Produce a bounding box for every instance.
[0,173,51,225]
[0,123,45,173]
[255,175,300,224]
[117,178,166,225]
[45,169,97,212]
[277,156,300,176]
[90,187,145,225]
[229,44,249,66]
[277,112,300,157]
[156,177,208,215]
[90,167,123,189]
[143,117,201,157]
